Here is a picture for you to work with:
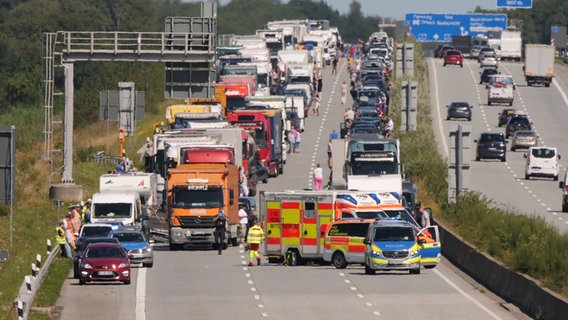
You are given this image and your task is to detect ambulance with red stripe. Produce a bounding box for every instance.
[260,190,402,264]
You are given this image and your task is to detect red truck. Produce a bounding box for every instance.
[216,75,256,112]
[228,108,284,177]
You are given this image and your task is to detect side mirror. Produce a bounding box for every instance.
[559,155,562,160]
[559,181,565,189]
[363,239,370,245]
[474,139,478,143]
[417,239,426,245]
[485,84,490,90]
[523,153,528,158]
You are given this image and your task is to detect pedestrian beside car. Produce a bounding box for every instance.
[246,219,265,266]
[287,129,296,154]
[70,206,82,237]
[313,163,323,191]
[63,216,77,251]
[238,205,248,244]
[213,210,227,255]
[327,138,333,169]
[329,129,339,140]
[418,207,431,228]
[332,56,338,74]
[83,199,92,223]
[55,221,72,258]
[293,127,301,153]
[313,97,320,116]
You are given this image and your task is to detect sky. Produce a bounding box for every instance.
[209,0,500,20]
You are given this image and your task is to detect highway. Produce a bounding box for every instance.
[54,59,530,320]
[429,56,568,234]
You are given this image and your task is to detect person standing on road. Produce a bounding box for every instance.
[246,219,265,266]
[55,221,72,258]
[313,97,320,116]
[313,163,323,191]
[418,207,431,228]
[293,127,301,153]
[238,205,248,244]
[341,81,348,105]
[287,129,296,154]
[213,210,227,255]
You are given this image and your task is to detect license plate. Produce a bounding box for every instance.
[98,271,114,276]
[388,260,402,265]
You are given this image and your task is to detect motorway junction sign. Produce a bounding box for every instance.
[404,13,508,42]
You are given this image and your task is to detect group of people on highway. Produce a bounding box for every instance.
[55,200,92,259]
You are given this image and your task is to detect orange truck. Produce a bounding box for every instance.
[167,163,239,250]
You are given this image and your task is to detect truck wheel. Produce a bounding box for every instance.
[509,101,513,106]
[231,237,238,247]
[169,243,181,251]
[563,204,567,213]
[545,83,550,87]
[487,100,492,106]
[332,252,348,269]
[409,267,421,275]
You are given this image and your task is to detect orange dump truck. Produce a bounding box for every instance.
[167,163,239,250]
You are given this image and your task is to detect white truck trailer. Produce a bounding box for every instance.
[524,44,555,87]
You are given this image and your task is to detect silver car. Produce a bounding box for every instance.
[480,53,498,68]
[510,130,538,151]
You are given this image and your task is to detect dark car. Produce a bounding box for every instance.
[443,50,464,67]
[438,45,455,58]
[78,242,132,285]
[497,108,516,127]
[475,132,507,162]
[446,102,473,121]
[505,114,532,138]
[73,237,120,279]
[479,67,499,84]
[434,44,447,58]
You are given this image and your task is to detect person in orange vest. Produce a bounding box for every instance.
[246,219,265,266]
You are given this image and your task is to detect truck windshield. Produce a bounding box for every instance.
[172,188,224,208]
[352,161,398,175]
[93,203,132,218]
[373,227,415,242]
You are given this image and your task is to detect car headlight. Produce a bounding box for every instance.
[81,263,92,269]
[144,245,152,253]
[118,263,128,268]
[371,250,383,258]
[408,249,420,258]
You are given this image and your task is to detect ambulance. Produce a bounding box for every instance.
[260,190,402,264]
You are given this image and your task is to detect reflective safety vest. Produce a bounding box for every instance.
[247,225,265,244]
[55,227,66,245]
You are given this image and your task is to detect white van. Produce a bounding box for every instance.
[99,173,160,209]
[524,147,560,180]
[90,192,143,227]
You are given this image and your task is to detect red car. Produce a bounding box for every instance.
[443,50,463,68]
[78,242,131,285]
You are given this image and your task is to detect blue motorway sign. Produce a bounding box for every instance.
[497,0,532,9]
[404,13,507,42]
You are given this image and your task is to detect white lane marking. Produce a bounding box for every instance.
[136,267,147,320]
[429,58,449,159]
[433,269,503,320]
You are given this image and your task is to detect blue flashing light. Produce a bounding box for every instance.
[368,193,381,204]
[390,192,401,202]
[336,194,358,205]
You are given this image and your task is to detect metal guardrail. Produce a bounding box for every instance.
[14,240,60,320]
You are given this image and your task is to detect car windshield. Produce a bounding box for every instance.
[480,134,503,143]
[451,103,469,109]
[515,131,535,138]
[81,226,112,237]
[85,246,125,258]
[532,148,556,158]
[373,226,415,241]
[112,232,146,242]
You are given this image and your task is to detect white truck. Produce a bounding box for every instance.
[285,95,305,132]
[331,136,403,195]
[486,74,516,106]
[524,44,555,87]
[500,30,522,61]
[99,172,160,212]
[277,50,311,75]
[90,192,143,227]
